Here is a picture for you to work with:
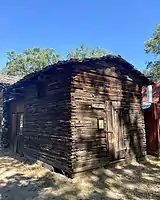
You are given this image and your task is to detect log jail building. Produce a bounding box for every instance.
[6,55,151,177]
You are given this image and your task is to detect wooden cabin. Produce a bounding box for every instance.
[0,75,18,148]
[7,55,151,177]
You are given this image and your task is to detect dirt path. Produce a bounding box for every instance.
[0,150,160,200]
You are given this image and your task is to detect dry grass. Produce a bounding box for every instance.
[0,150,159,200]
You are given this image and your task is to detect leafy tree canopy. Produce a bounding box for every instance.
[1,47,61,77]
[67,44,108,60]
[1,45,109,77]
[144,24,160,82]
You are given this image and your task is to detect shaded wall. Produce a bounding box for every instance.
[1,86,11,148]
[22,67,72,176]
[144,103,160,156]
[70,61,146,174]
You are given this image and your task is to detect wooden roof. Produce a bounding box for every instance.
[0,75,19,86]
[11,55,153,88]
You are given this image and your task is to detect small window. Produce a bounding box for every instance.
[17,113,24,135]
[36,82,46,99]
[97,118,104,130]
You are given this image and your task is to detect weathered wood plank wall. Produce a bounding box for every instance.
[8,57,148,177]
[70,62,146,173]
[22,68,73,176]
[2,86,12,147]
[0,89,3,133]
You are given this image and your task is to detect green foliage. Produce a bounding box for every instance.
[145,24,160,55]
[67,44,108,59]
[143,61,160,82]
[1,45,108,78]
[1,47,61,77]
[144,24,160,82]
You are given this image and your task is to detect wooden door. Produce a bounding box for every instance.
[11,114,17,151]
[15,113,24,153]
[11,113,24,153]
[106,101,125,160]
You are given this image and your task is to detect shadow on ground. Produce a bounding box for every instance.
[0,150,160,200]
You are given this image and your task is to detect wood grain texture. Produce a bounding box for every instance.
[8,59,147,177]
[20,68,73,176]
[70,62,146,173]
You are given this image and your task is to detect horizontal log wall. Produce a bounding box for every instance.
[0,89,3,148]
[0,89,3,133]
[22,69,73,176]
[2,87,11,147]
[71,62,146,173]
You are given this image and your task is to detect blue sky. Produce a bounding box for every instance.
[0,0,159,71]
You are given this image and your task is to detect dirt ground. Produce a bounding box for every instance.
[0,150,160,200]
